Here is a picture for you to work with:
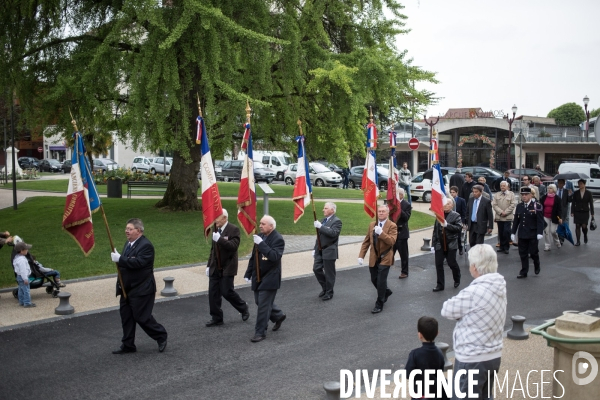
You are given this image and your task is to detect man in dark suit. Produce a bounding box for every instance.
[205,209,250,327]
[111,218,168,354]
[449,169,465,196]
[511,187,544,278]
[450,186,467,255]
[244,215,286,343]
[466,185,494,247]
[556,179,572,227]
[394,188,412,279]
[459,172,476,202]
[358,205,398,314]
[313,202,343,300]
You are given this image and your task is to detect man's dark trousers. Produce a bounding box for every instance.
[209,271,248,322]
[313,254,336,296]
[497,221,512,251]
[119,293,167,350]
[394,239,409,275]
[469,230,485,248]
[369,265,391,307]
[434,250,461,289]
[518,238,540,276]
[253,290,284,336]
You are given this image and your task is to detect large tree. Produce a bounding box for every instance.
[547,102,586,126]
[1,0,435,211]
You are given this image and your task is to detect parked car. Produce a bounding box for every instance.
[17,157,40,170]
[149,157,173,175]
[38,159,63,173]
[61,160,72,173]
[410,172,450,203]
[131,156,153,173]
[253,150,293,181]
[346,165,389,191]
[460,166,518,192]
[217,160,276,183]
[506,168,554,183]
[376,163,399,175]
[284,162,343,187]
[558,162,600,194]
[93,158,120,173]
[315,161,344,175]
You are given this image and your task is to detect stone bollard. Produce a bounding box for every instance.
[55,292,74,315]
[421,238,432,251]
[507,315,529,340]
[161,277,178,297]
[436,342,453,371]
[323,381,341,400]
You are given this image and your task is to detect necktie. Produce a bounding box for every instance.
[218,228,222,234]
[471,199,478,222]
[322,217,328,224]
[124,243,132,256]
[558,189,562,198]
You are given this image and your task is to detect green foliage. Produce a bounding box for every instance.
[547,102,586,126]
[590,108,600,119]
[95,168,169,184]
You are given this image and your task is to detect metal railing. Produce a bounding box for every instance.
[532,320,600,346]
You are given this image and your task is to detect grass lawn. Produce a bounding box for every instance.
[2,180,372,199]
[0,197,434,287]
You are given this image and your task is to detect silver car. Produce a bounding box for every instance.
[131,156,153,173]
[149,157,173,175]
[93,158,119,173]
[284,162,343,187]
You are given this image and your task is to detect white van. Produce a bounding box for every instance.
[557,162,600,194]
[253,150,293,181]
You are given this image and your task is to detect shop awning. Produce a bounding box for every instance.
[49,146,67,151]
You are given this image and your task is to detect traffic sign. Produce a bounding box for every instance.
[37,147,43,153]
[408,138,420,150]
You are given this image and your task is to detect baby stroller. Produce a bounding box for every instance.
[10,242,62,299]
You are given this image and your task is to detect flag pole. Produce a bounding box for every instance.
[69,112,127,299]
[298,119,322,250]
[246,100,261,283]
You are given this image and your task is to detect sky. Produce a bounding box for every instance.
[396,0,600,118]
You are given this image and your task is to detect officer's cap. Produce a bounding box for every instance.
[520,187,532,194]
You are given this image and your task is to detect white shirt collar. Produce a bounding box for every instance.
[220,221,228,232]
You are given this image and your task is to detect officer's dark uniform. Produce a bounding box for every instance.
[511,187,544,278]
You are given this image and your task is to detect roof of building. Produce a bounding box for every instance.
[515,115,557,125]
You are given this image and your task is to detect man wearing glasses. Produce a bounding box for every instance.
[511,188,544,278]
[521,175,538,200]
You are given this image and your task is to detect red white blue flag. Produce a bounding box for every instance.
[237,123,257,235]
[198,116,223,237]
[62,132,101,256]
[362,150,379,218]
[292,135,312,222]
[366,122,378,149]
[430,136,447,223]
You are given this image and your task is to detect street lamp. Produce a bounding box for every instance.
[423,113,440,169]
[583,95,590,140]
[506,104,517,170]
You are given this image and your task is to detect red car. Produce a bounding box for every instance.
[506,168,554,183]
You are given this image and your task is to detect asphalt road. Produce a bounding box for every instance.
[1,235,599,400]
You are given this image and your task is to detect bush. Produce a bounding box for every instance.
[93,168,169,185]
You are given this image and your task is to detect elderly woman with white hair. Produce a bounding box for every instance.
[540,184,563,251]
[441,244,507,399]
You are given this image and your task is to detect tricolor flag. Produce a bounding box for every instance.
[292,135,312,222]
[430,135,447,223]
[62,132,101,256]
[237,123,257,235]
[198,115,223,237]
[366,122,378,149]
[362,150,379,218]
[386,132,401,221]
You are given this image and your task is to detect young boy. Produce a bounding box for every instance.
[13,241,36,308]
[405,316,447,399]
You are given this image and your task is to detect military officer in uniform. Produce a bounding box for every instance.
[511,187,544,278]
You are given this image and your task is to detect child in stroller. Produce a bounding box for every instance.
[11,236,65,301]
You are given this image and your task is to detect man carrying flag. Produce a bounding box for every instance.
[62,132,101,255]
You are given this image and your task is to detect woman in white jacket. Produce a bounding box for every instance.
[441,244,507,399]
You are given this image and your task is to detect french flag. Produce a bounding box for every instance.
[386,134,401,222]
[62,132,101,256]
[198,116,223,237]
[430,136,447,223]
[292,135,312,222]
[237,123,257,235]
[362,150,379,218]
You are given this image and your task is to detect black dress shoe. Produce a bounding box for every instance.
[497,249,504,253]
[454,282,460,288]
[459,249,464,255]
[205,319,224,327]
[318,290,326,298]
[241,308,250,321]
[535,266,540,275]
[322,294,333,301]
[112,347,136,354]
[272,314,286,331]
[371,306,382,314]
[517,275,527,279]
[250,335,266,343]
[504,250,509,254]
[432,286,444,292]
[575,242,581,246]
[158,340,167,353]
[584,234,588,244]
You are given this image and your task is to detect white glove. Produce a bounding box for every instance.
[205,267,210,277]
[253,235,263,245]
[111,251,120,262]
[244,277,251,283]
[312,250,315,257]
[212,232,221,242]
[511,234,515,242]
[374,225,383,235]
[358,258,364,265]
[442,220,448,227]
[314,220,322,229]
[430,247,435,253]
[537,234,543,240]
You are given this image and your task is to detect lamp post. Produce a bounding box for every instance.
[506,104,517,171]
[423,114,440,169]
[583,95,590,140]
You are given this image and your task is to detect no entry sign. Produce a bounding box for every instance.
[408,137,420,150]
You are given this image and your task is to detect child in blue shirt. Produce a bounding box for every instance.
[13,241,36,307]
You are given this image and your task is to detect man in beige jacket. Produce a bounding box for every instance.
[358,205,398,314]
[492,181,518,254]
